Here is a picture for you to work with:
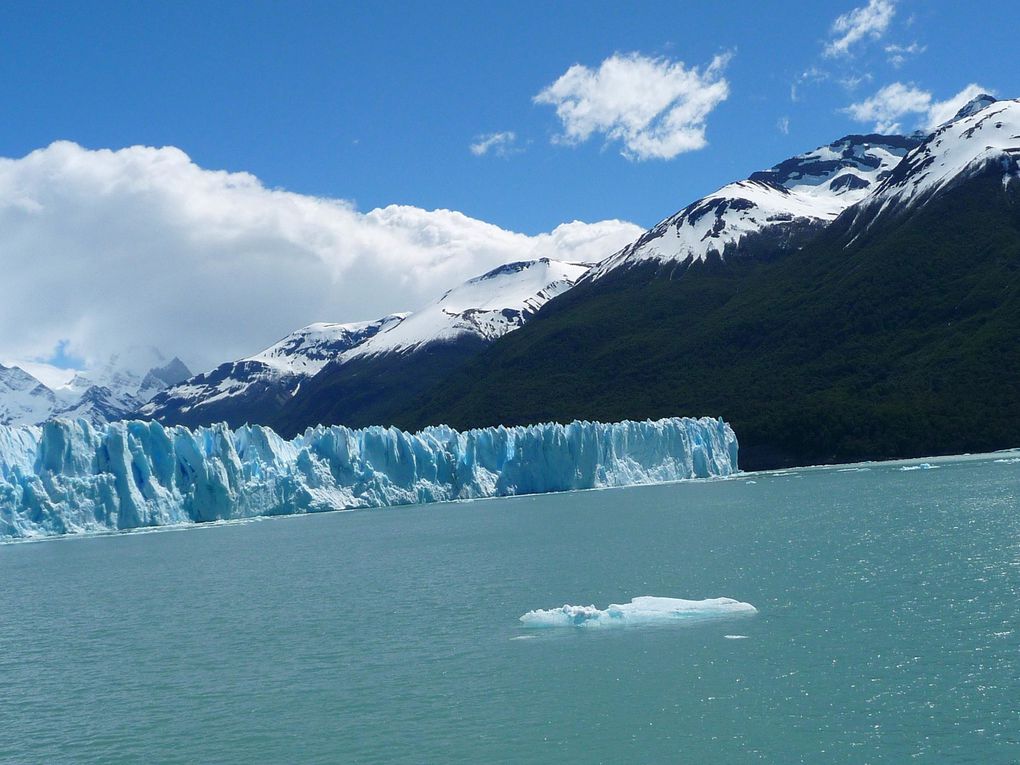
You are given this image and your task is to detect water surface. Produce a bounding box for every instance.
[2,453,1019,762]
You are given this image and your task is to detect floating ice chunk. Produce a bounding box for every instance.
[724,634,749,639]
[993,458,1020,464]
[900,463,938,471]
[519,596,757,628]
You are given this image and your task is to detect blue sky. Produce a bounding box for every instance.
[2,0,1018,375]
[2,0,1015,233]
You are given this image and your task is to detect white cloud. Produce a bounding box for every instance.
[843,81,930,133]
[534,51,731,161]
[0,142,642,373]
[885,42,925,68]
[777,117,790,135]
[824,0,896,58]
[843,82,993,133]
[470,131,520,157]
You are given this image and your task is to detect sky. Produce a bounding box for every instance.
[1,0,1017,378]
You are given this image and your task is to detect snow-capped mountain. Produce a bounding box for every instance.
[847,95,1019,233]
[51,384,147,425]
[248,317,408,375]
[53,348,191,425]
[588,131,922,279]
[0,350,191,427]
[141,258,592,432]
[0,364,60,426]
[269,256,594,434]
[139,316,405,427]
[345,258,590,359]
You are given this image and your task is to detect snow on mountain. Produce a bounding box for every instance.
[63,348,188,402]
[50,384,143,425]
[848,96,1020,232]
[947,93,999,123]
[143,259,590,428]
[140,316,405,420]
[248,317,407,375]
[0,364,59,426]
[589,132,922,278]
[51,348,191,425]
[346,258,591,358]
[0,348,190,427]
[137,357,193,402]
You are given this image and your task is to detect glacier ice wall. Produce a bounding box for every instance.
[0,416,738,540]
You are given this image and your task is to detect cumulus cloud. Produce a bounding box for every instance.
[0,142,641,373]
[843,82,992,133]
[843,81,931,133]
[469,131,520,157]
[534,51,731,161]
[824,0,896,57]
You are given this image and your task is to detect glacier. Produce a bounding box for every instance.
[0,416,738,541]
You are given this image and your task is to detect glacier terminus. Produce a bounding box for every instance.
[0,416,738,540]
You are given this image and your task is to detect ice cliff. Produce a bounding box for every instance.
[0,416,738,540]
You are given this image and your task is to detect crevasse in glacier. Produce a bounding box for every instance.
[0,416,738,540]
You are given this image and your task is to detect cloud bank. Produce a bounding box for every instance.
[534,52,731,161]
[0,142,641,373]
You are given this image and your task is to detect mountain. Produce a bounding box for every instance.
[143,258,589,433]
[53,348,192,425]
[0,349,191,427]
[344,258,590,357]
[0,364,59,426]
[139,316,404,429]
[384,96,1020,469]
[269,258,590,435]
[845,95,1020,235]
[587,131,921,279]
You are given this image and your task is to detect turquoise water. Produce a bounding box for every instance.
[2,453,1019,763]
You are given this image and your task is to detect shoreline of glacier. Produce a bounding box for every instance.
[0,416,738,541]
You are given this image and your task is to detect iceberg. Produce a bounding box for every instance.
[0,416,738,540]
[519,596,757,628]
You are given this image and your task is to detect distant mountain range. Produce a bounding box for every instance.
[0,349,191,427]
[5,94,1019,469]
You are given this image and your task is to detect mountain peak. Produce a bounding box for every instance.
[952,93,998,123]
[0,363,58,426]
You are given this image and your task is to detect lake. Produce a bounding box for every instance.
[2,452,1019,763]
